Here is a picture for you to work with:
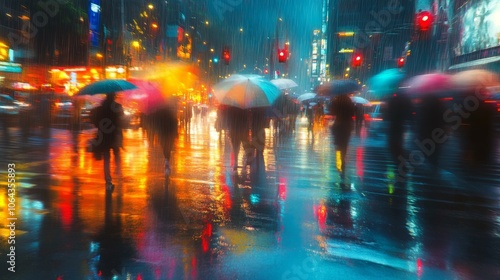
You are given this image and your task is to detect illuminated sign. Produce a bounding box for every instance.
[0,62,22,73]
[339,48,354,53]
[89,0,101,47]
[90,3,100,13]
[338,32,355,37]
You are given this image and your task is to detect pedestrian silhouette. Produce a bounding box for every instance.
[461,88,496,165]
[148,103,178,177]
[90,92,124,192]
[329,94,355,179]
[306,104,315,131]
[385,92,413,161]
[250,107,268,157]
[226,106,249,173]
[416,94,445,168]
[354,103,365,135]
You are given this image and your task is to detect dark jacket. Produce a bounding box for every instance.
[90,100,124,150]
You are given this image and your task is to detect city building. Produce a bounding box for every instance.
[325,0,415,82]
[446,0,500,72]
[0,0,31,87]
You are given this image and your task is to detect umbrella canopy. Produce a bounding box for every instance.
[402,73,453,96]
[367,68,405,98]
[125,79,167,114]
[315,79,361,97]
[297,92,317,103]
[270,78,298,90]
[451,69,500,89]
[351,96,370,105]
[77,79,137,95]
[213,74,281,109]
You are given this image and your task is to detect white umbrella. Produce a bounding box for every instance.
[297,92,317,103]
[213,75,281,109]
[351,96,370,105]
[270,78,299,90]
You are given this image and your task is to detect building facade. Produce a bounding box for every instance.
[446,0,500,72]
[325,0,415,82]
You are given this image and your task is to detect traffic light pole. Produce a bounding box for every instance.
[269,38,275,80]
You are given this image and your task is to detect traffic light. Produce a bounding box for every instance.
[278,49,286,63]
[264,68,269,74]
[352,54,362,67]
[397,57,405,68]
[222,48,230,65]
[106,39,112,52]
[416,11,433,31]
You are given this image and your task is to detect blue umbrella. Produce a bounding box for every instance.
[77,79,138,95]
[315,79,361,97]
[367,68,405,98]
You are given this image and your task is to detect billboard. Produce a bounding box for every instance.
[454,0,500,56]
[89,0,101,47]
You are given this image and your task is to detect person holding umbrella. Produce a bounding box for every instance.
[226,106,250,174]
[329,94,355,178]
[317,79,359,180]
[90,92,125,192]
[148,102,178,177]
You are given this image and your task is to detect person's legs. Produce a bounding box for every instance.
[103,149,113,190]
[162,136,174,176]
[113,147,121,175]
[230,132,241,171]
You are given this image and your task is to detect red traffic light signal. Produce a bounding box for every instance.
[397,57,405,68]
[352,54,362,67]
[278,49,287,63]
[222,48,230,65]
[416,11,433,31]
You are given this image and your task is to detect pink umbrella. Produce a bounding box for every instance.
[402,73,454,96]
[126,78,167,114]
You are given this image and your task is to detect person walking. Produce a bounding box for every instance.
[385,91,413,161]
[226,106,249,174]
[149,103,178,177]
[329,94,355,179]
[354,103,365,135]
[90,92,124,192]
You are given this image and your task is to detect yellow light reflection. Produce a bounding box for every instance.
[336,150,342,171]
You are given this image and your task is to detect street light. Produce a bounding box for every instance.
[148,4,154,10]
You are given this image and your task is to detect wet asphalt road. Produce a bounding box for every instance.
[0,113,499,280]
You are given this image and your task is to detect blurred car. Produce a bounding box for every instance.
[0,94,21,115]
[0,94,21,127]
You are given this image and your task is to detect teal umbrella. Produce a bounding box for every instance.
[367,68,405,98]
[76,79,137,95]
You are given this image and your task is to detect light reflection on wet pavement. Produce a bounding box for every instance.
[0,114,499,279]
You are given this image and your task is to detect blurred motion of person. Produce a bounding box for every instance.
[329,94,355,179]
[215,105,228,140]
[306,104,315,131]
[287,99,300,132]
[226,106,249,173]
[149,103,178,177]
[461,88,496,165]
[90,92,124,192]
[385,92,413,161]
[416,94,446,168]
[250,107,269,160]
[354,103,365,135]
[182,101,193,132]
[314,101,325,124]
